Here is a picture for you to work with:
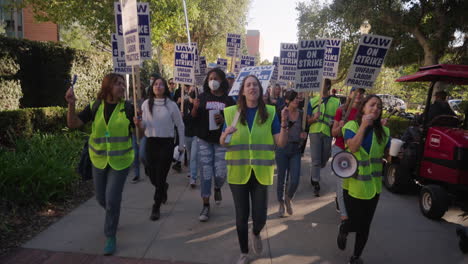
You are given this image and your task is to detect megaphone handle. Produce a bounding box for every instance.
[224,110,240,144]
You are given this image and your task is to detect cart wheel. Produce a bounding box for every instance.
[383,163,410,193]
[419,185,449,220]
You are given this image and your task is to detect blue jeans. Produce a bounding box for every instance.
[132,134,140,178]
[275,142,302,202]
[92,165,129,238]
[185,136,198,181]
[309,133,332,182]
[139,136,147,167]
[332,145,348,217]
[198,138,227,198]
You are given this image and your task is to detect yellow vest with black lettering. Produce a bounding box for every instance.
[88,100,134,170]
[342,120,390,200]
[309,96,340,137]
[224,105,276,185]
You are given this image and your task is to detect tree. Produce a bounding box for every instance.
[328,0,468,66]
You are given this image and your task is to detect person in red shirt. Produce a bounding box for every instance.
[331,87,365,220]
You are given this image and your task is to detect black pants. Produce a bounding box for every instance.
[146,137,174,208]
[229,173,268,254]
[343,189,380,257]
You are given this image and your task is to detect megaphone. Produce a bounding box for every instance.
[331,151,358,178]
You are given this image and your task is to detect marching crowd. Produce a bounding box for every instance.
[65,69,390,264]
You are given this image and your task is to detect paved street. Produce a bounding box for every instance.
[4,149,468,264]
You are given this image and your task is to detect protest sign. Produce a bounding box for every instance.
[322,38,342,80]
[112,33,132,74]
[278,43,297,85]
[240,55,256,68]
[174,43,195,85]
[345,34,393,89]
[216,58,228,72]
[271,56,279,82]
[118,0,140,65]
[195,56,207,86]
[115,2,152,61]
[228,65,275,96]
[295,39,326,92]
[226,33,242,57]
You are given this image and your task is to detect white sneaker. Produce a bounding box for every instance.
[278,202,285,218]
[285,195,293,215]
[189,178,196,188]
[236,253,249,264]
[251,232,263,255]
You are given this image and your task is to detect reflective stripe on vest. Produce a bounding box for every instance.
[93,136,131,144]
[89,144,133,156]
[224,105,276,185]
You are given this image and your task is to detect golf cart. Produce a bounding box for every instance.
[383,64,468,220]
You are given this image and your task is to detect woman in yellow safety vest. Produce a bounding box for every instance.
[220,75,288,264]
[338,94,390,264]
[65,73,134,256]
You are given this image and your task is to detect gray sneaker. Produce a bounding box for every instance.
[278,202,285,218]
[199,205,210,222]
[285,195,293,215]
[236,253,249,264]
[251,232,263,255]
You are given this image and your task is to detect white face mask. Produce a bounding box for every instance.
[149,79,153,86]
[208,80,220,91]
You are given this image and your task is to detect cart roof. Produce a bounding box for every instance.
[395,64,468,85]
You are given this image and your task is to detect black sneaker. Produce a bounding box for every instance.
[348,256,363,264]
[162,183,169,204]
[172,161,182,173]
[131,175,140,184]
[337,220,348,250]
[311,180,320,197]
[199,204,210,222]
[214,188,222,205]
[150,204,160,221]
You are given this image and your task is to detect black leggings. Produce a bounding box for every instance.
[146,137,174,207]
[343,190,379,257]
[230,173,268,254]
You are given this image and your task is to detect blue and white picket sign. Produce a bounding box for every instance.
[322,38,342,80]
[226,33,241,57]
[345,34,393,89]
[179,42,199,74]
[195,56,207,86]
[278,43,297,84]
[216,58,228,72]
[118,0,140,66]
[295,39,327,92]
[174,43,195,85]
[114,2,152,61]
[112,33,132,74]
[240,55,256,68]
[228,65,275,96]
[271,56,279,82]
[234,59,240,74]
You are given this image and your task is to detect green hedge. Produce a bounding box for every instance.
[0,36,112,110]
[0,107,68,146]
[387,116,412,138]
[0,131,85,206]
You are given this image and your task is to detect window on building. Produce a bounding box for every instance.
[0,0,23,38]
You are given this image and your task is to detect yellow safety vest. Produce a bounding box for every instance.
[341,120,390,200]
[224,105,276,185]
[88,100,134,170]
[309,96,340,137]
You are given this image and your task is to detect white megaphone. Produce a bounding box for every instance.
[331,151,358,178]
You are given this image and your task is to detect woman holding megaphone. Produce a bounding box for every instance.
[337,94,390,264]
[220,75,288,264]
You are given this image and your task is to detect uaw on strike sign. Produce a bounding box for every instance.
[174,43,195,85]
[295,39,326,92]
[345,34,392,89]
[119,0,140,66]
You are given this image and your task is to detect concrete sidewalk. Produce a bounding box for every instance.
[11,150,468,264]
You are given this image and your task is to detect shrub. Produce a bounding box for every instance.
[0,36,112,110]
[0,131,86,206]
[387,116,412,138]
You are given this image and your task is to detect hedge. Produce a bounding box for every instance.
[0,36,112,110]
[387,116,412,138]
[0,107,68,147]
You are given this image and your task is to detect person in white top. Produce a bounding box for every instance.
[134,75,185,221]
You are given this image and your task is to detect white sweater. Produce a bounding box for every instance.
[141,98,185,148]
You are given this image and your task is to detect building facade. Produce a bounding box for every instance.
[245,29,263,57]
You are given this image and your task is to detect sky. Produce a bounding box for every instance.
[247,0,300,62]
